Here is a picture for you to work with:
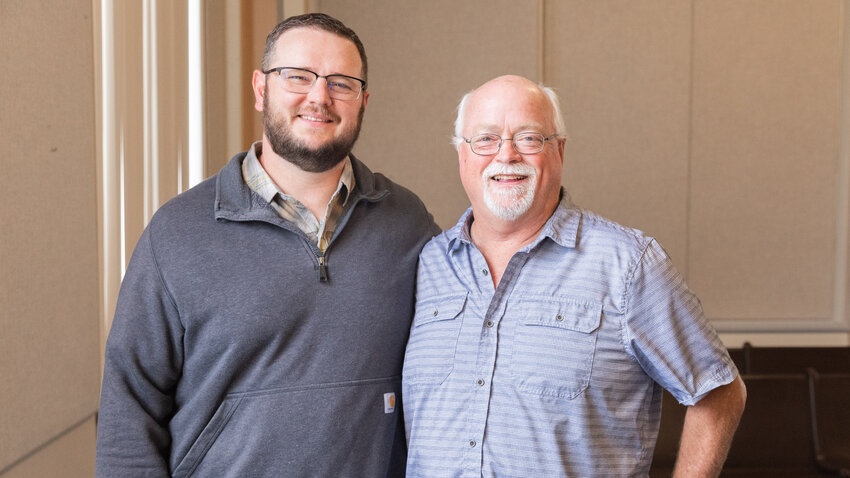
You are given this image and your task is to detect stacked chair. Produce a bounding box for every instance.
[650,343,850,477]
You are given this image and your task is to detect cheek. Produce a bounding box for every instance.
[458,159,480,194]
[535,156,563,188]
[459,155,484,178]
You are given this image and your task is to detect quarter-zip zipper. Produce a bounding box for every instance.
[308,189,389,283]
[317,255,329,282]
[216,169,390,284]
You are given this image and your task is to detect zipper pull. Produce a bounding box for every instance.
[318,256,329,282]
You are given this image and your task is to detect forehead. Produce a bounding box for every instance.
[464,82,554,134]
[269,27,362,75]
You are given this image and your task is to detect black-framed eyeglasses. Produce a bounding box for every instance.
[263,67,366,101]
[461,132,560,155]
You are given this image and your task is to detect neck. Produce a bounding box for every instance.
[469,210,550,287]
[259,138,346,219]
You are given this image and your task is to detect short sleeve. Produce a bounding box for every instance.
[622,240,738,406]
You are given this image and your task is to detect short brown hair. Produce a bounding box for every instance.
[262,13,368,86]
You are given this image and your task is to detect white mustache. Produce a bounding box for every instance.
[481,162,536,181]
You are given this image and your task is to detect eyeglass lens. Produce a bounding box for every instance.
[278,68,362,100]
[470,133,546,155]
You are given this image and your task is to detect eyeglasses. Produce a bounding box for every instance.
[263,67,366,101]
[462,132,560,156]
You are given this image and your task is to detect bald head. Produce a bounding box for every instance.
[453,75,565,146]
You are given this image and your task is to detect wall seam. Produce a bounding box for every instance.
[685,0,696,281]
[0,413,97,476]
[833,0,850,329]
[538,0,545,84]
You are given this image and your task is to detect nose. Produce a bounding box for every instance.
[305,77,332,105]
[493,137,521,163]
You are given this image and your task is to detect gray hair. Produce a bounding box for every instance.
[452,83,566,147]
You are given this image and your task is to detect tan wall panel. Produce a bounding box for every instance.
[546,0,693,269]
[205,0,230,176]
[0,0,100,471]
[318,0,541,228]
[242,0,280,151]
[2,418,96,478]
[689,0,842,320]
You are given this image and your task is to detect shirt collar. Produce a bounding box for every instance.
[445,188,581,254]
[241,141,355,207]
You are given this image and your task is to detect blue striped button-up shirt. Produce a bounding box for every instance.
[402,193,738,477]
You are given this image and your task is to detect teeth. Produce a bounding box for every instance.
[492,175,525,181]
[301,115,328,122]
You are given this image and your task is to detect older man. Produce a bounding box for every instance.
[96,13,437,477]
[402,75,745,477]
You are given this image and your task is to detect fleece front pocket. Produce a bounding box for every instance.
[403,293,467,386]
[510,298,602,399]
[173,377,405,477]
[172,395,243,478]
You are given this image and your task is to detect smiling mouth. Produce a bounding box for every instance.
[491,174,527,182]
[299,114,333,123]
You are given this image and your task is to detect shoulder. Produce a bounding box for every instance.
[148,174,217,231]
[351,155,439,235]
[350,155,423,205]
[418,213,468,267]
[150,153,245,230]
[575,208,655,255]
[420,229,451,259]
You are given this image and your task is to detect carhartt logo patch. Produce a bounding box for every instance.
[383,392,396,414]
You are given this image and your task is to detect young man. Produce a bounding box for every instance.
[403,75,746,477]
[96,13,437,477]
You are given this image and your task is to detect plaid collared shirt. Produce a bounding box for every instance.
[241,142,355,252]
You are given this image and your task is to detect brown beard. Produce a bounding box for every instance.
[262,86,364,173]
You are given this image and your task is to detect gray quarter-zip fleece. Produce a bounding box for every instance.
[96,152,438,477]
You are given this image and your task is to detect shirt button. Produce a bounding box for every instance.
[433,309,438,317]
[476,378,485,386]
[485,320,494,328]
[556,314,564,321]
[469,440,476,447]
[481,269,489,276]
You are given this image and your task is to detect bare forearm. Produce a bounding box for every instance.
[673,375,747,477]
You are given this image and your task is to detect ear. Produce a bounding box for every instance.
[557,138,566,164]
[360,89,369,110]
[252,70,267,112]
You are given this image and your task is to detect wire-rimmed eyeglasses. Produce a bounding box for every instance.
[263,67,366,101]
[461,132,560,156]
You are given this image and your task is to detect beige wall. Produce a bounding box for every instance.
[310,0,850,344]
[0,0,100,475]
[2,0,849,475]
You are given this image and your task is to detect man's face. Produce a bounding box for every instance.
[458,76,564,226]
[254,27,368,172]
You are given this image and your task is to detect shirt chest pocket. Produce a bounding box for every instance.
[403,293,467,386]
[510,298,602,399]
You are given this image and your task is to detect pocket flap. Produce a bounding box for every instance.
[521,299,602,333]
[414,293,467,327]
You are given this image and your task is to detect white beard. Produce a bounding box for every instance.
[481,162,537,221]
